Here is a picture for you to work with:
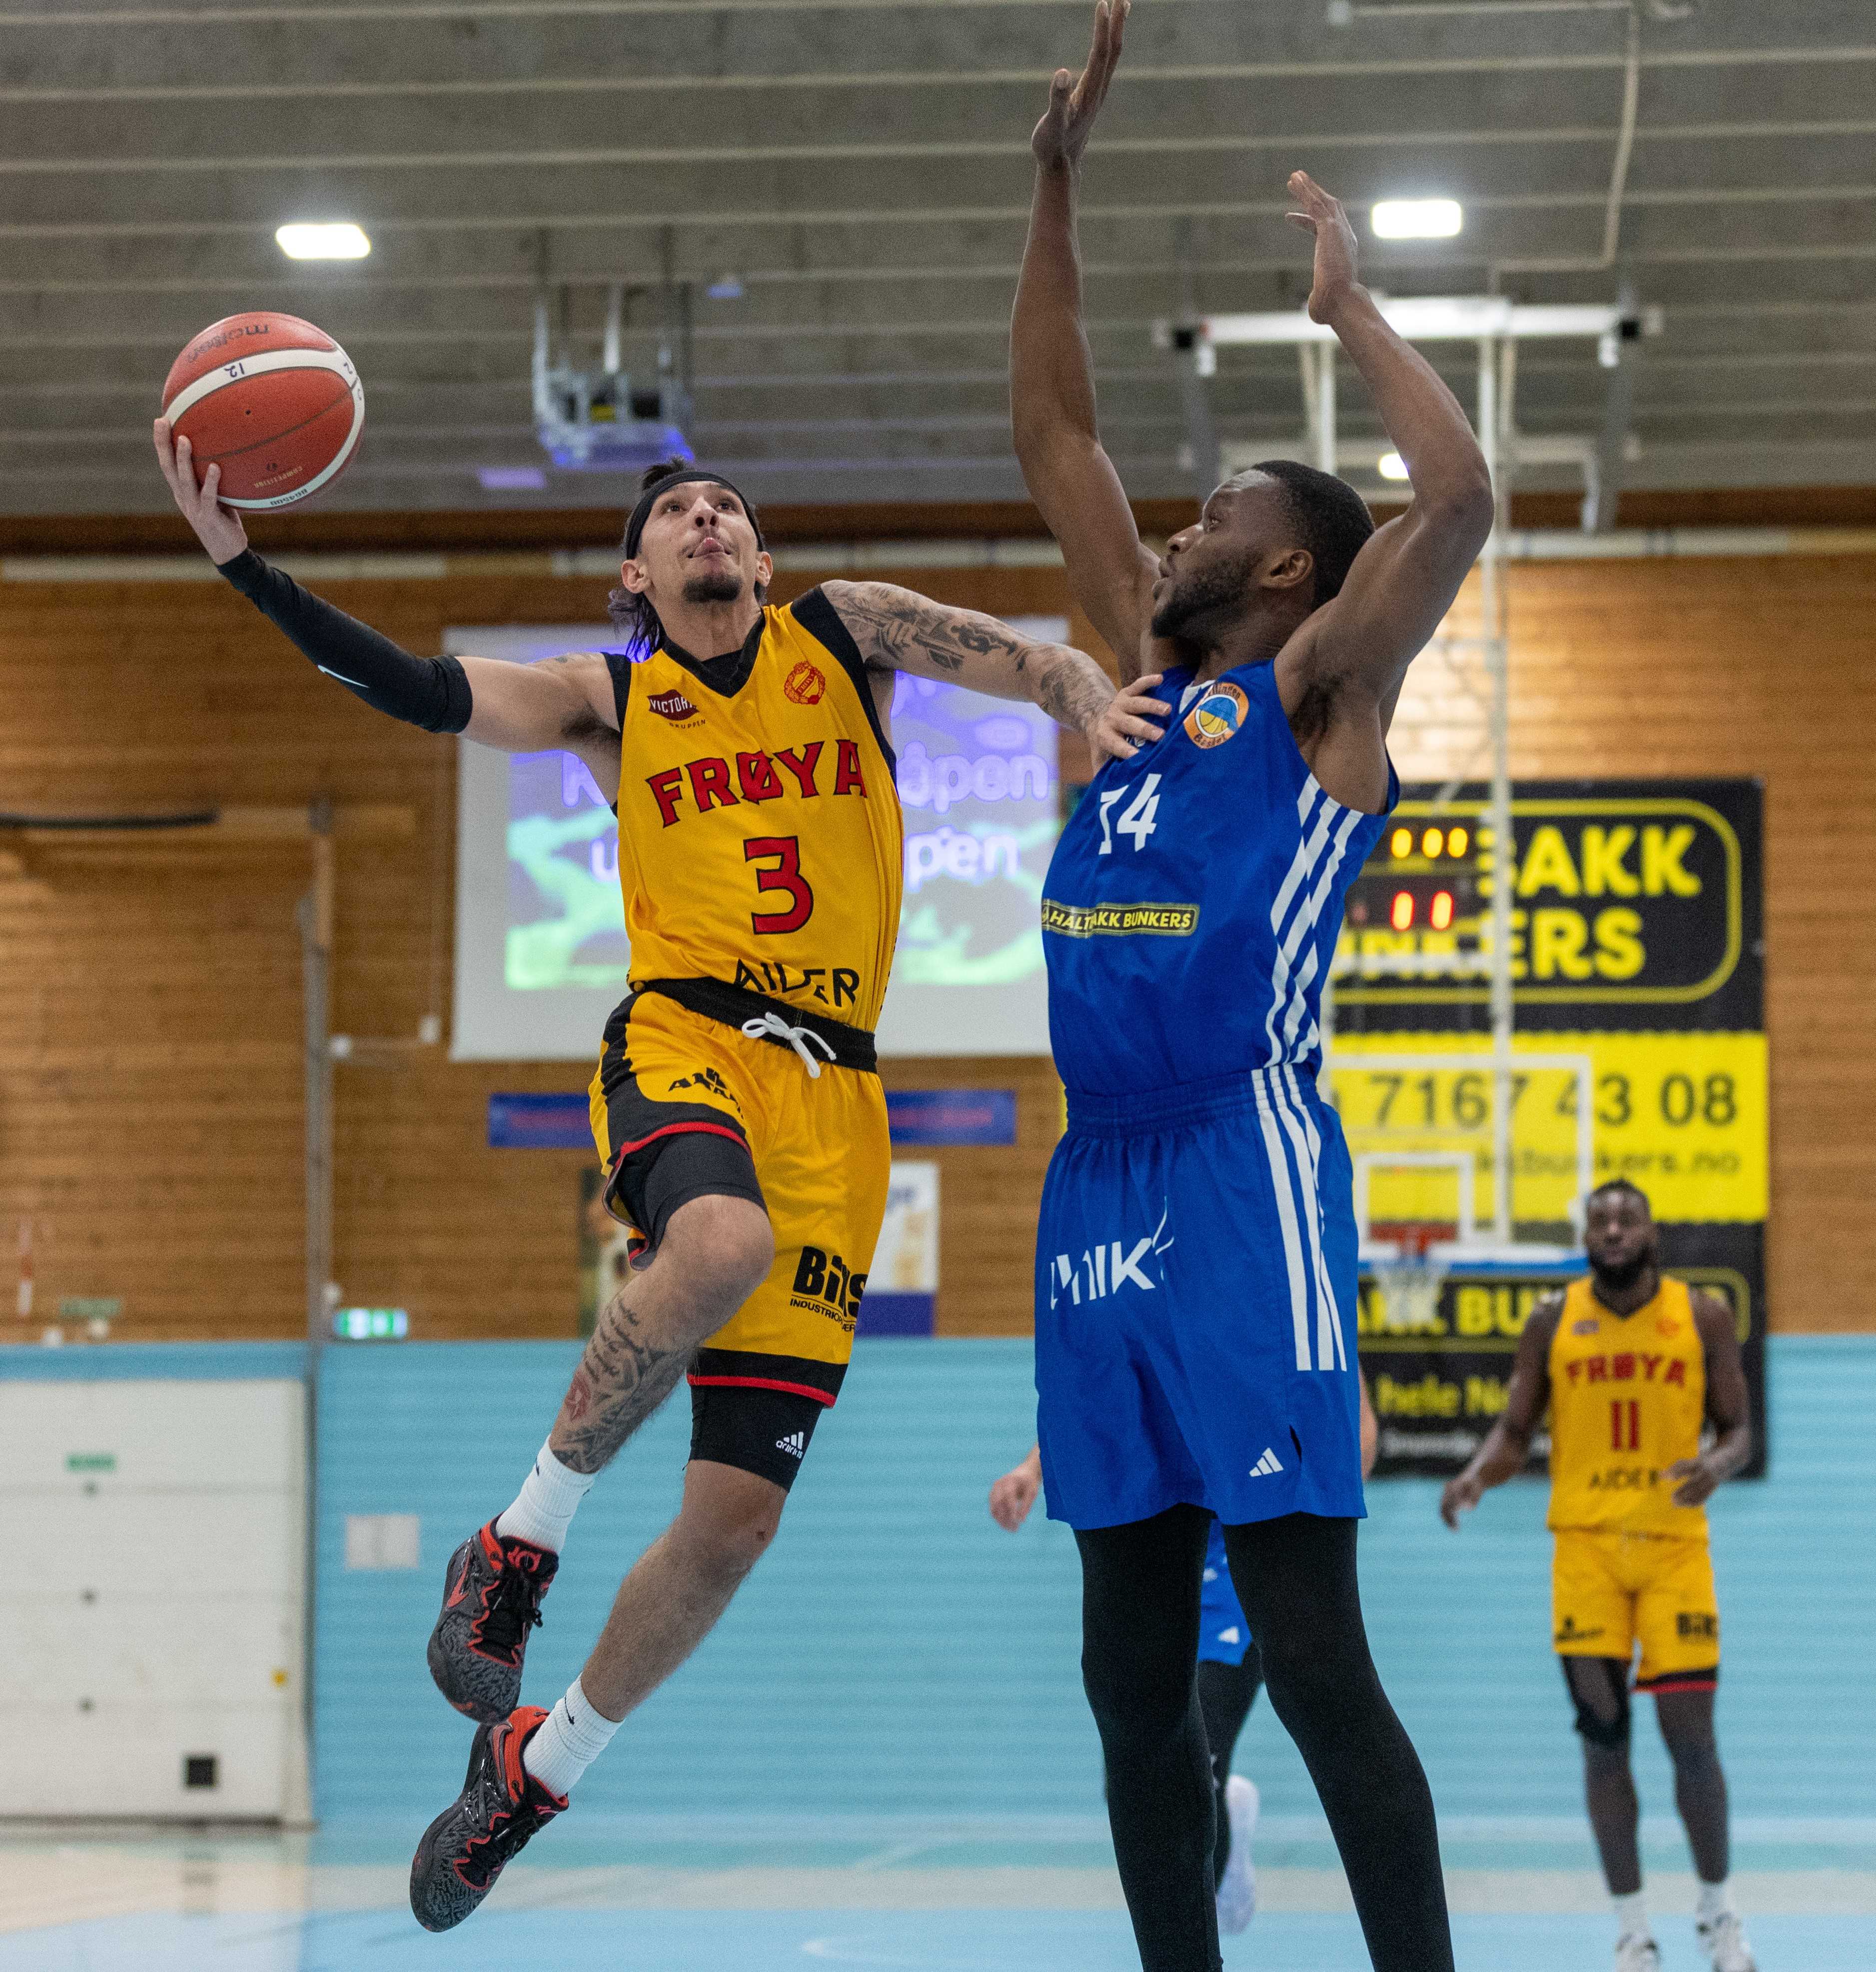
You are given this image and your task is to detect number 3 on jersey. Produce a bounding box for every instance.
[1097,772,1162,855]
[745,836,814,933]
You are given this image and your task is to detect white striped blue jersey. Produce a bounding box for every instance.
[1041,659,1396,1097]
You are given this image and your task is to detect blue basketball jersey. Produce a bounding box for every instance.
[1042,660,1396,1097]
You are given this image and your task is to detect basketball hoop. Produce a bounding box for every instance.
[1367,1221,1451,1334]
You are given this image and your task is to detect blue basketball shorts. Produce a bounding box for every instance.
[1199,1520,1253,1667]
[1034,1065,1366,1531]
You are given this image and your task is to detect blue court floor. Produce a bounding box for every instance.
[5,1816,1870,1972]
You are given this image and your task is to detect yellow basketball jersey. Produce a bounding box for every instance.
[1546,1275,1707,1536]
[614,590,903,1031]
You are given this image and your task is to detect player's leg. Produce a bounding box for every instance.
[1636,1542,1751,1968]
[1196,1653,1261,1888]
[1653,1688,1754,1969]
[409,1404,820,1934]
[519,1044,878,1768]
[1563,1654,1644,1893]
[1654,1687,1727,1882]
[427,1186,772,1721]
[549,1387,825,1743]
[1199,1646,1262,1940]
[1076,1503,1221,1972]
[1220,1513,1453,1972]
[1195,1520,1262,1920]
[1555,1530,1658,1962]
[428,995,770,1723]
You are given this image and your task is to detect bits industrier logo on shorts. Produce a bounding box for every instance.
[784,661,826,705]
[791,1246,868,1332]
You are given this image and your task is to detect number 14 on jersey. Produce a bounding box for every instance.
[1097,773,1162,855]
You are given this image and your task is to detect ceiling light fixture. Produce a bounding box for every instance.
[275,221,372,260]
[1377,451,1411,481]
[1370,199,1462,241]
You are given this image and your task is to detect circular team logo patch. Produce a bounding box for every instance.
[1183,679,1249,749]
[784,660,826,705]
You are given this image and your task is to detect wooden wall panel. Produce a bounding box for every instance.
[0,549,1869,1341]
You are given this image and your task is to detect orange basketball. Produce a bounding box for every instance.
[160,312,364,510]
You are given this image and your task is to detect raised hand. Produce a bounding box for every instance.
[152,417,248,566]
[1032,0,1129,172]
[1285,170,1364,325]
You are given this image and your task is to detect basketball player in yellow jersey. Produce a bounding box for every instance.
[1441,1180,1758,1972]
[151,432,1137,1930]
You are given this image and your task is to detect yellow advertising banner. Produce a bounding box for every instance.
[1328,1029,1768,1226]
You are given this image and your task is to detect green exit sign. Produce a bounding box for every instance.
[59,1298,121,1321]
[66,1452,117,1473]
[333,1307,408,1341]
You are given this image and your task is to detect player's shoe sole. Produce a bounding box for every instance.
[408,1706,565,1933]
[1215,1773,1260,1935]
[427,1520,558,1724]
[1697,1911,1758,1972]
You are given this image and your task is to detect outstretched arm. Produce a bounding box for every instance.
[823,579,1162,766]
[1011,0,1159,679]
[1668,1292,1754,1506]
[1440,1295,1560,1527]
[153,418,619,768]
[1280,174,1496,725]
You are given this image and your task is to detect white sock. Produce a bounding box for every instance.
[1613,1890,1650,1942]
[522,1676,621,1798]
[495,1439,594,1553]
[1696,1879,1734,1926]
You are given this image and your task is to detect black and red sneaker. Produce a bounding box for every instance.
[409,1705,566,1933]
[427,1521,558,1724]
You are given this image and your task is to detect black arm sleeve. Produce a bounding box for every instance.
[217,548,473,734]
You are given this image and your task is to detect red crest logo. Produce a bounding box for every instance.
[784,661,826,705]
[648,688,700,722]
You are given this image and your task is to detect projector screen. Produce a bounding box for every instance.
[448,619,1067,1061]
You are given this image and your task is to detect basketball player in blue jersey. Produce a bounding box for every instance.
[1010,8,1495,1971]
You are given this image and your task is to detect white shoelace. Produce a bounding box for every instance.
[741,1012,837,1079]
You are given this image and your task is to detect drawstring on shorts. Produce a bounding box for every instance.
[740,1012,838,1079]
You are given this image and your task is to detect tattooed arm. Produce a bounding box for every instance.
[822,579,1160,763]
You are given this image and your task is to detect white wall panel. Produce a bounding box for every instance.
[0,1378,306,1819]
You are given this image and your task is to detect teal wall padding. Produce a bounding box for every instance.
[314,1336,1875,1826]
[0,1341,307,1380]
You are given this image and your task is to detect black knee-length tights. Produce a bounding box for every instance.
[1075,1505,1453,1972]
[1195,1651,1261,1888]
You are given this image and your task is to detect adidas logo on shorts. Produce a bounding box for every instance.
[775,1432,807,1459]
[1248,1447,1284,1478]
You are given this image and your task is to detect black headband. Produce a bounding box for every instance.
[623,470,764,561]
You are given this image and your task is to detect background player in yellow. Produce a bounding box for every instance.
[1442,1180,1757,1972]
[153,435,1135,1930]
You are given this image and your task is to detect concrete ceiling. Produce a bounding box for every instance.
[3,0,1873,518]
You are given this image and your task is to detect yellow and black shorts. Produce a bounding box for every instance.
[1552,1527,1721,1691]
[588,978,891,1488]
